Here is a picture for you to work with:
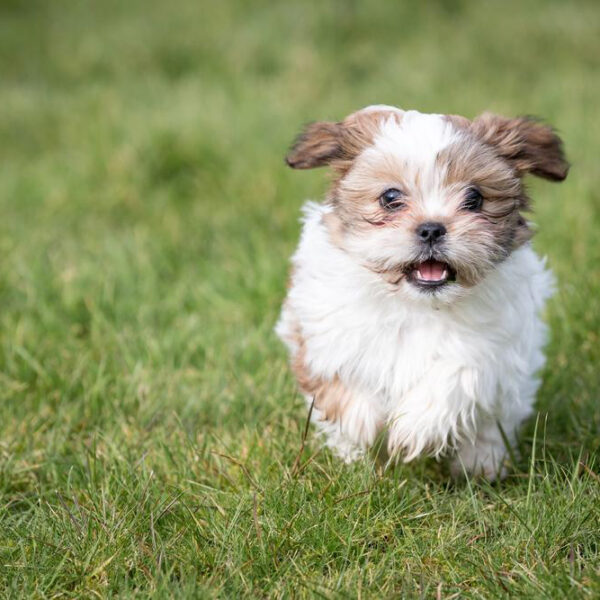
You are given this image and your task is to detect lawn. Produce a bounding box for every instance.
[1,0,599,597]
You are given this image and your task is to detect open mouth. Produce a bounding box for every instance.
[407,259,456,289]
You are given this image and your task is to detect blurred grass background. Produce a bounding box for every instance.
[0,0,599,597]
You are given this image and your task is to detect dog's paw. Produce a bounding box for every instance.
[450,441,510,481]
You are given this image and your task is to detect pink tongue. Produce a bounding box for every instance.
[418,260,446,281]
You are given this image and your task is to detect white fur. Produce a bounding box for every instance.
[374,111,460,217]
[277,109,554,479]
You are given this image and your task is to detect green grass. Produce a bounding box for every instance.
[0,0,599,597]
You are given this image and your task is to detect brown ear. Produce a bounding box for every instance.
[472,113,569,181]
[285,121,344,169]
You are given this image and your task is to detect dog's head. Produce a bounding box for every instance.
[286,106,568,302]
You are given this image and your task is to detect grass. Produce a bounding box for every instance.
[0,0,599,597]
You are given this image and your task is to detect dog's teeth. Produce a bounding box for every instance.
[441,269,447,279]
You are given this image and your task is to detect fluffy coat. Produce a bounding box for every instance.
[277,106,568,479]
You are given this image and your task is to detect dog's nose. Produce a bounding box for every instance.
[416,222,446,244]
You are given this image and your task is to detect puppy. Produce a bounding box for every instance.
[276,105,568,480]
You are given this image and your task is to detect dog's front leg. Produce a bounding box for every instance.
[450,414,523,481]
[386,369,475,464]
[305,378,384,464]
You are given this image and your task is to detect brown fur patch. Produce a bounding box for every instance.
[286,265,296,290]
[288,322,355,422]
[335,149,409,220]
[285,122,343,169]
[286,108,403,174]
[438,136,532,254]
[472,113,569,181]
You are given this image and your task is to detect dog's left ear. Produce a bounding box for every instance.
[472,113,569,182]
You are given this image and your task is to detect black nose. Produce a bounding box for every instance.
[416,222,446,244]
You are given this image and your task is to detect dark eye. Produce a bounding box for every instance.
[379,188,405,210]
[462,186,483,211]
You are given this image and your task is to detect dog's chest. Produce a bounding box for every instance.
[306,295,489,398]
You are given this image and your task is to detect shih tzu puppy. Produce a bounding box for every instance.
[276,105,568,480]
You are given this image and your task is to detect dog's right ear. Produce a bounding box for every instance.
[285,121,344,169]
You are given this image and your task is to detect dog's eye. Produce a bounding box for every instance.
[379,188,405,210]
[462,187,483,211]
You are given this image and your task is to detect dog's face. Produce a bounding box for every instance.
[286,106,568,302]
